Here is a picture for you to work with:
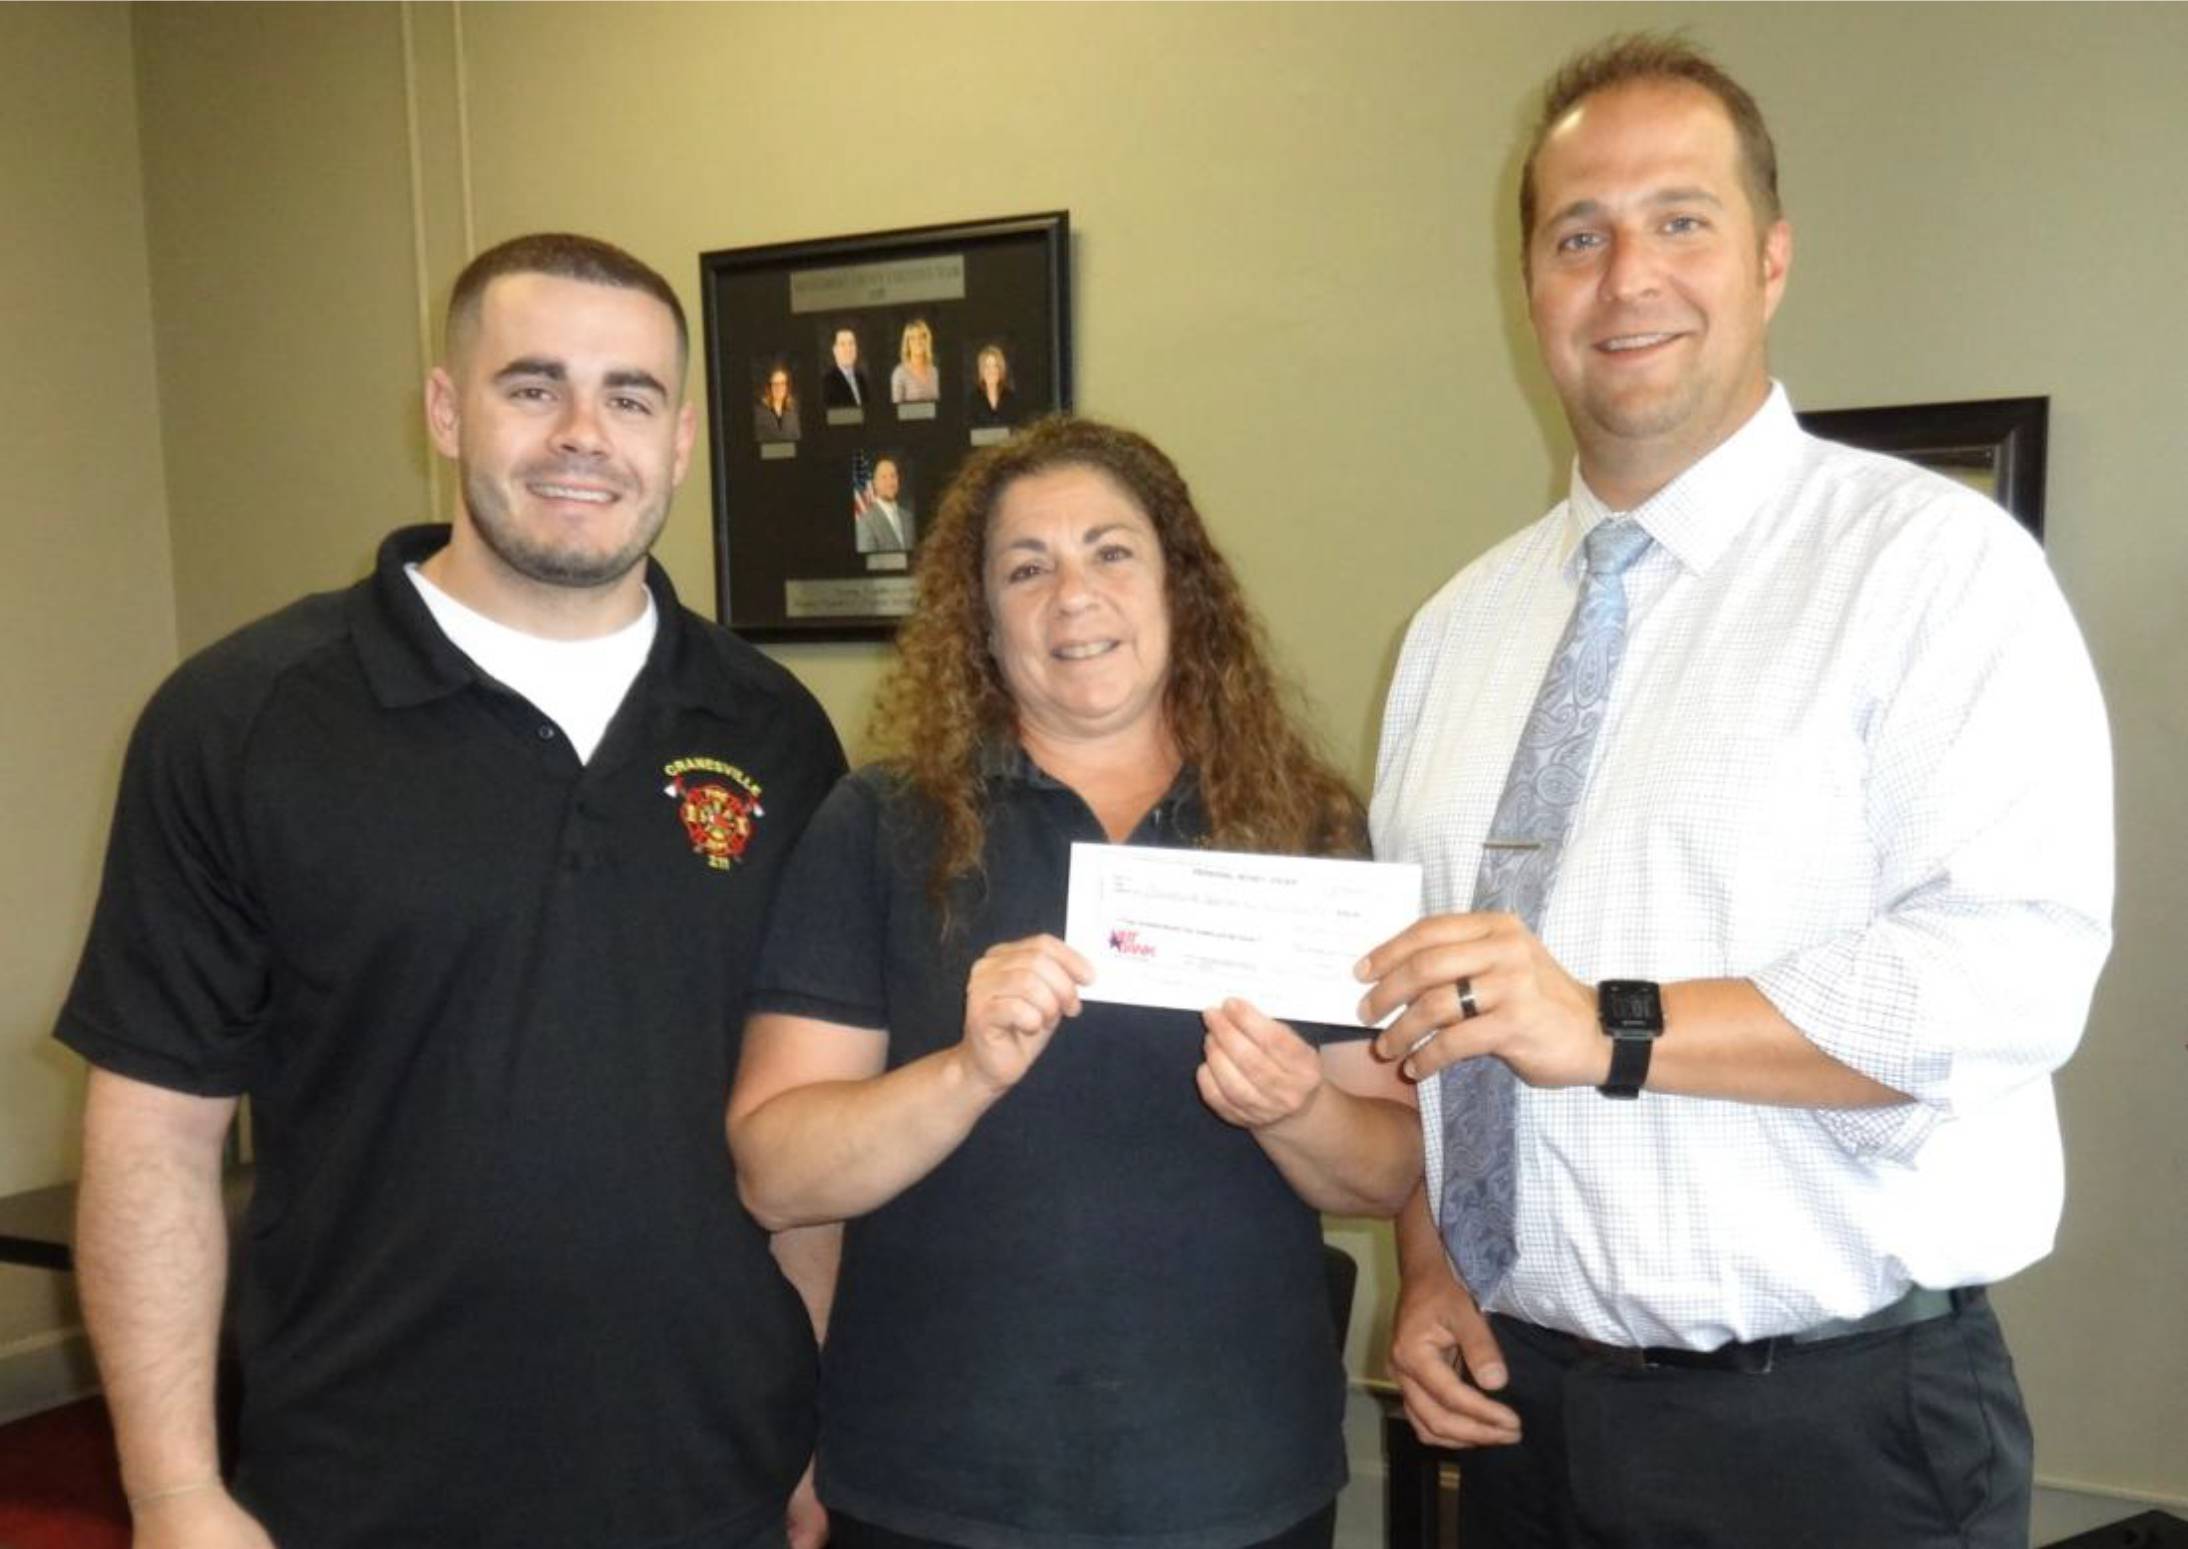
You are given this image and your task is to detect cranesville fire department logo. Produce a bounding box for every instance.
[663,757,765,870]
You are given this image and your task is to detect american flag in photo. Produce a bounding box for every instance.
[850,451,875,518]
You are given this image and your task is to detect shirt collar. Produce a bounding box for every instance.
[1561,382,1803,577]
[350,525,708,710]
[979,739,1058,787]
[979,737,1202,806]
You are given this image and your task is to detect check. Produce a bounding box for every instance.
[1064,843,1422,1026]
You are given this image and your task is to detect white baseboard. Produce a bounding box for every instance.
[0,1323,97,1426]
[2032,1481,2188,1545]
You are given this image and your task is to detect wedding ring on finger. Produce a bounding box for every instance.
[1457,977,1482,1020]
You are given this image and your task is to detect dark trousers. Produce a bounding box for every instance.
[1457,1294,2033,1549]
[828,1500,1337,1549]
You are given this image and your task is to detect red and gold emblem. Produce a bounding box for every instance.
[663,757,765,870]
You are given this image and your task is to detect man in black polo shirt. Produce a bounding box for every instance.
[57,233,845,1549]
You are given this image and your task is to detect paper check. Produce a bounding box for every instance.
[1064,843,1422,1026]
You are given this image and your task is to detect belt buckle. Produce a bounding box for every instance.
[1639,1339,1777,1374]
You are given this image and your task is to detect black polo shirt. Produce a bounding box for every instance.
[57,526,846,1549]
[750,758,1352,1549]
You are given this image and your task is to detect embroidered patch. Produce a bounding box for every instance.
[663,757,765,870]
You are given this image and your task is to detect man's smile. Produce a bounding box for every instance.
[528,481,619,504]
[1596,330,1685,354]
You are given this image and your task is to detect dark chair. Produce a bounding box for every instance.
[1381,1401,1460,1548]
[1322,1241,1358,1350]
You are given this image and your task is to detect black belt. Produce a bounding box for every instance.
[1501,1286,1982,1376]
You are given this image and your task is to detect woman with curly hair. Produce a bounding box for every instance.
[730,416,1419,1549]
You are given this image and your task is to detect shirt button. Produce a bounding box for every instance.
[537,725,558,741]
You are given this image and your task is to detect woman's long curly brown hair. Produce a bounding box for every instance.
[871,415,1365,908]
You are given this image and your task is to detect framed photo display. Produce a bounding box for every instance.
[1797,396,2047,541]
[699,211,1072,640]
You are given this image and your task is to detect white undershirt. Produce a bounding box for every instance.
[406,565,656,763]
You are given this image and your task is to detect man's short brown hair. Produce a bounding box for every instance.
[445,232,688,365]
[1518,34,1782,256]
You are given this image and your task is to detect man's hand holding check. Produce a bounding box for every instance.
[1356,911,1604,1089]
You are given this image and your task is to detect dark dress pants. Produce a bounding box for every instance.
[827,1500,1337,1549]
[1457,1295,2033,1549]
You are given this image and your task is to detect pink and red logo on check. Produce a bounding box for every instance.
[1107,929,1156,959]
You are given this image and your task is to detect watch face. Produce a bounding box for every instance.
[1601,980,1662,1030]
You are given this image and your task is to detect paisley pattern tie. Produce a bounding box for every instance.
[1436,517,1655,1299]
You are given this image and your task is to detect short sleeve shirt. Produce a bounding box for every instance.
[57,526,847,1549]
[751,756,1352,1549]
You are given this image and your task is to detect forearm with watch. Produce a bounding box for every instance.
[1598,979,1907,1108]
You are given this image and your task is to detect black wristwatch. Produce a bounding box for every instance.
[1596,980,1663,1099]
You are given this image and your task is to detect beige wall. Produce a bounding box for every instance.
[133,3,430,651]
[9,0,2182,1504]
[1707,7,2188,1506]
[0,4,177,1354]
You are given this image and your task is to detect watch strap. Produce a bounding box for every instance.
[1596,979,1663,1099]
[1600,1030,1654,1099]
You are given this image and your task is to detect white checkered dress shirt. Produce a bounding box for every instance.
[1371,386,2113,1348]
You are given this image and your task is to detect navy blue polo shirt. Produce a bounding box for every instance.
[751,758,1352,1549]
[58,526,846,1549]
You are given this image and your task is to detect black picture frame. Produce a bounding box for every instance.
[1797,396,2048,542]
[699,212,1072,641]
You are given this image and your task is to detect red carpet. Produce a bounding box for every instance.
[0,1397,129,1549]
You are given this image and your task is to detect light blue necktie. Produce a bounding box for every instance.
[1437,517,1655,1299]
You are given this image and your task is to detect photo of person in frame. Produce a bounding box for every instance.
[851,451,916,554]
[823,325,873,410]
[968,342,1018,429]
[891,318,940,404]
[753,360,800,443]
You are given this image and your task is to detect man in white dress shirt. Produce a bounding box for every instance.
[1359,35,2111,1547]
